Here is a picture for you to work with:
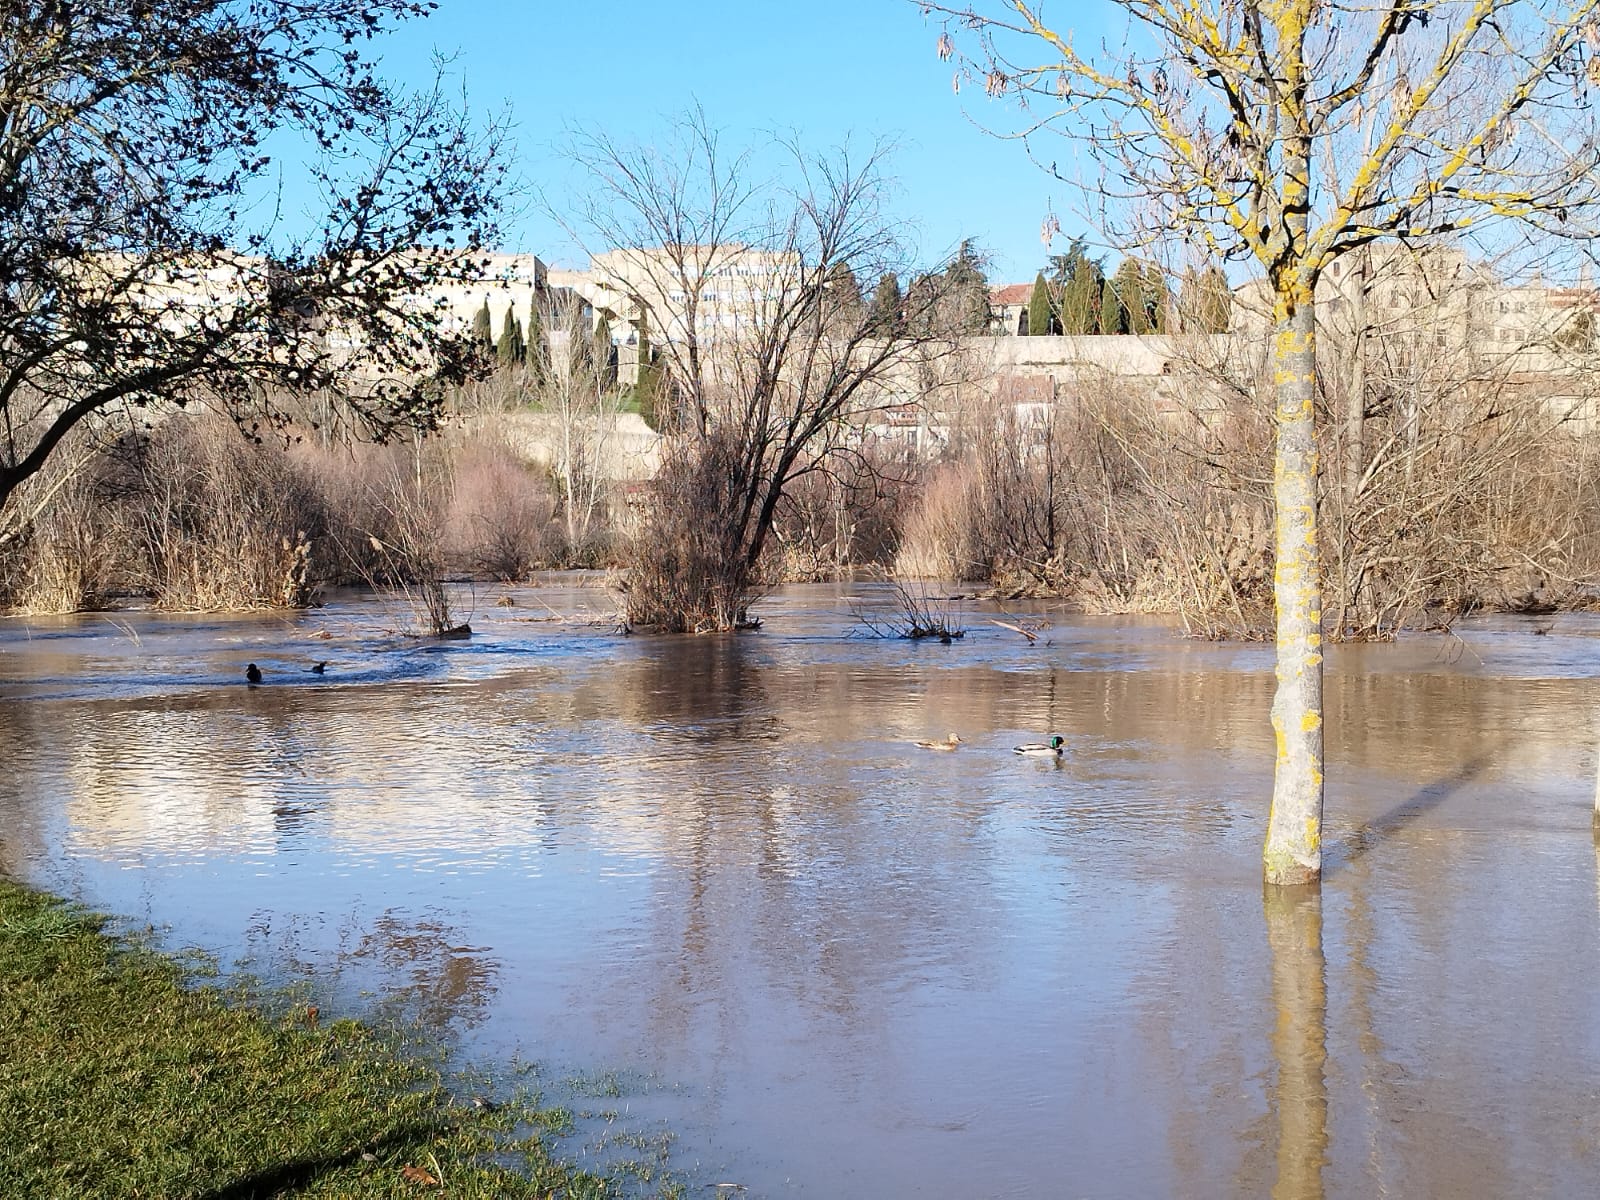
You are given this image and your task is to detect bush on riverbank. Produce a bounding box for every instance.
[8,361,1600,640]
[0,877,609,1198]
[0,412,611,613]
[892,374,1600,639]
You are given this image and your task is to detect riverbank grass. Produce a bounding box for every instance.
[0,878,606,1197]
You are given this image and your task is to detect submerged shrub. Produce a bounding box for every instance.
[1,449,125,614]
[623,431,765,632]
[444,436,554,581]
[119,414,329,610]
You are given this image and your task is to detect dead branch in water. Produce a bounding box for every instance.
[852,581,966,641]
[988,616,1047,643]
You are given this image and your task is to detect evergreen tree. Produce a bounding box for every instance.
[867,272,903,334]
[1100,272,1129,335]
[1052,240,1104,334]
[1178,266,1233,333]
[593,312,616,386]
[943,238,991,333]
[525,297,545,379]
[472,298,493,351]
[1142,262,1171,334]
[825,261,863,311]
[1115,259,1154,334]
[1027,272,1054,336]
[631,308,663,429]
[496,309,524,367]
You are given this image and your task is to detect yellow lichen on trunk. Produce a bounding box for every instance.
[1264,280,1324,886]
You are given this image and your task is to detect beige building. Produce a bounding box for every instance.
[1235,244,1596,356]
[433,251,547,343]
[576,245,798,346]
[121,240,1600,447]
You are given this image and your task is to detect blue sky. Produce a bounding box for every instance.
[366,0,1090,284]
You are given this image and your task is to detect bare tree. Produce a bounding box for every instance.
[563,113,963,631]
[931,0,1600,884]
[531,292,628,561]
[0,1,509,546]
[1314,244,1590,635]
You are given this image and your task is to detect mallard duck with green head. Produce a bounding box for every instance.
[1013,735,1065,756]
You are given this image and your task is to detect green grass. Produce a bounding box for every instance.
[0,877,613,1198]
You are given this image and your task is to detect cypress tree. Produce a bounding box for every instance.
[632,309,660,429]
[1027,272,1054,336]
[1197,266,1232,332]
[525,298,544,380]
[1054,241,1104,334]
[1108,260,1146,334]
[1140,262,1167,333]
[593,312,615,385]
[496,310,524,367]
[1176,266,1232,332]
[471,298,492,350]
[867,273,903,334]
[1100,273,1128,335]
[826,262,864,312]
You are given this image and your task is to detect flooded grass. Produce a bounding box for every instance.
[0,877,621,1199]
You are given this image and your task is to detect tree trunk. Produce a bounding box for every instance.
[1264,287,1325,886]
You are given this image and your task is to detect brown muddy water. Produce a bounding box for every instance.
[3,582,1600,1197]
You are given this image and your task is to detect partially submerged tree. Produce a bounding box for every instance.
[0,0,508,546]
[930,0,1600,883]
[564,112,963,631]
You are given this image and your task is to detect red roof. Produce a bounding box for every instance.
[990,283,1033,306]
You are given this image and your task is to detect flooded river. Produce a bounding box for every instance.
[3,583,1599,1197]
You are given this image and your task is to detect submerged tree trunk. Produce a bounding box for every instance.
[1264,285,1325,886]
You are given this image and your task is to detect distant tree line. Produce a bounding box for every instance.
[867,238,994,336]
[1023,241,1232,335]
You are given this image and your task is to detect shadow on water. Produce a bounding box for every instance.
[1324,755,1492,878]
[1260,885,1329,1200]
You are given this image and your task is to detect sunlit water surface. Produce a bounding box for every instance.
[3,583,1600,1197]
